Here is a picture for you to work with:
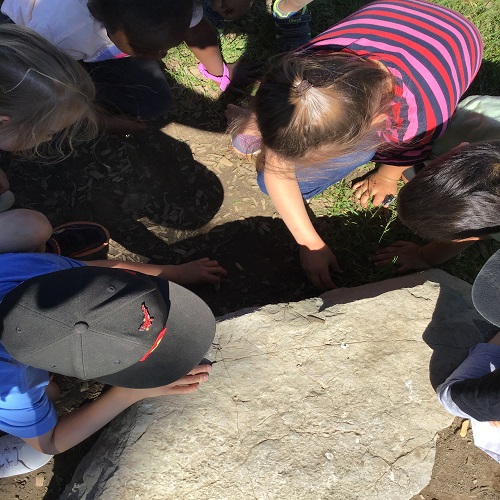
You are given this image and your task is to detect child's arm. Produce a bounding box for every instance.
[263,153,342,289]
[437,333,500,420]
[275,0,312,13]
[370,239,479,272]
[184,18,256,87]
[22,365,210,455]
[88,258,227,285]
[184,17,225,77]
[352,164,405,208]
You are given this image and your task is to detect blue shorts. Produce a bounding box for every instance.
[257,149,376,199]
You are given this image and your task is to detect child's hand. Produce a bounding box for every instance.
[160,258,227,285]
[490,421,500,428]
[126,364,212,402]
[300,245,343,289]
[352,171,399,208]
[226,59,262,90]
[370,241,430,272]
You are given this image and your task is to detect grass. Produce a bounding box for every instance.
[164,0,500,285]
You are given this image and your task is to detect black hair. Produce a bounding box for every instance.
[397,141,500,240]
[87,0,194,56]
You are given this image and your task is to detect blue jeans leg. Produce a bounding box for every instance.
[257,149,376,198]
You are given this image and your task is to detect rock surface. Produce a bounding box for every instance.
[61,270,495,500]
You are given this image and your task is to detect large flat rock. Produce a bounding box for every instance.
[61,270,495,500]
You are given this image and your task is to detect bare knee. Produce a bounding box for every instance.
[0,209,52,253]
[45,381,60,403]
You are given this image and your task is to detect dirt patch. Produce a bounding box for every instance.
[0,121,499,499]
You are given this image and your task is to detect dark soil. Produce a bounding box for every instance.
[0,120,499,499]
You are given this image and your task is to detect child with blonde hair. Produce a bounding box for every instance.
[0,24,227,284]
[0,23,99,255]
[228,0,482,289]
[372,141,500,272]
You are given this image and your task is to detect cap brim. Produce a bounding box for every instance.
[97,279,215,389]
[472,249,500,327]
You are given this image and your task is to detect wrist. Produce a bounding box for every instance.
[375,173,400,182]
[375,164,402,182]
[108,386,143,406]
[298,236,326,251]
[417,246,434,267]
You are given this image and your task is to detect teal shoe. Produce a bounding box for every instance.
[273,2,312,52]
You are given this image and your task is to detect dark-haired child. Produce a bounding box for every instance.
[0,252,216,477]
[372,141,500,273]
[372,95,500,272]
[437,249,500,462]
[1,0,246,132]
[227,0,482,289]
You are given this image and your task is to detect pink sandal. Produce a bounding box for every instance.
[198,62,231,91]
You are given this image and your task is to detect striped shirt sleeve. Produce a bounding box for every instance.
[304,0,483,165]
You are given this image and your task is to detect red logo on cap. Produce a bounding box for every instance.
[140,327,167,362]
[139,303,154,331]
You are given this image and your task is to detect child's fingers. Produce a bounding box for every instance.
[186,364,212,376]
[203,259,225,268]
[370,252,393,263]
[170,373,209,388]
[211,266,228,277]
[396,262,413,273]
[371,191,387,207]
[168,383,200,395]
[351,179,364,191]
[311,270,336,290]
[358,190,371,208]
[390,241,413,248]
[202,273,223,284]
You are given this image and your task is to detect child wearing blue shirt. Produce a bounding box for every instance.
[0,252,217,477]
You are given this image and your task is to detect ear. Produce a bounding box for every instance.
[0,116,11,125]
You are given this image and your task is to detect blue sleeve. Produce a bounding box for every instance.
[437,343,500,418]
[0,361,57,438]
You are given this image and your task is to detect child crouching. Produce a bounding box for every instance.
[0,252,216,476]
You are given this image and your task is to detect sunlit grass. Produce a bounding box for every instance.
[164,0,500,284]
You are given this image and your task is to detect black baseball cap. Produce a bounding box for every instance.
[0,266,215,389]
[449,250,500,421]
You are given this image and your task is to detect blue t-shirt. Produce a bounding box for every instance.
[0,253,85,438]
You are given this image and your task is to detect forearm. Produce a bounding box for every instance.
[184,18,224,76]
[437,340,500,418]
[24,387,139,455]
[419,239,477,266]
[89,259,168,277]
[263,167,324,249]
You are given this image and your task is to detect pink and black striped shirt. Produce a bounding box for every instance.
[303,0,483,165]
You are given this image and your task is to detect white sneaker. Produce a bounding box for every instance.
[0,434,52,478]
